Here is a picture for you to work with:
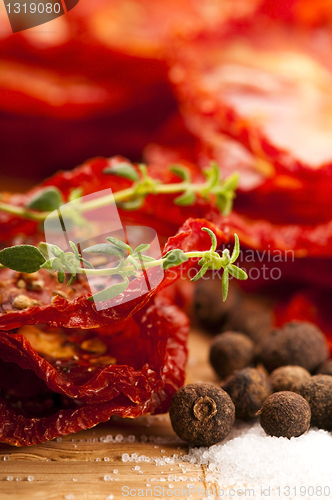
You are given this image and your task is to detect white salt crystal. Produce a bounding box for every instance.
[104,475,111,482]
[27,476,34,482]
[180,422,332,495]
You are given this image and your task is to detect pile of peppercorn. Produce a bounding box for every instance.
[170,287,332,447]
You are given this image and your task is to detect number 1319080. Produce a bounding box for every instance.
[6,2,61,13]
[4,0,66,33]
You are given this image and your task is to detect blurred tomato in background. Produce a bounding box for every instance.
[1,0,332,339]
[0,0,256,182]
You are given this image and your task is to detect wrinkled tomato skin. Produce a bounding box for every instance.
[0,295,188,446]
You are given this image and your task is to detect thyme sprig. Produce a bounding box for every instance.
[0,229,247,302]
[0,163,238,222]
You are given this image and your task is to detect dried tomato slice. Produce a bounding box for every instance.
[2,155,332,257]
[1,215,225,445]
[0,217,226,331]
[0,295,189,446]
[167,11,332,225]
[87,0,259,59]
[258,0,332,27]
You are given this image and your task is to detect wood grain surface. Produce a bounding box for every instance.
[0,330,220,500]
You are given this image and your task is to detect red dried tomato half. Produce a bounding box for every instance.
[2,155,332,257]
[0,218,226,446]
[166,6,332,226]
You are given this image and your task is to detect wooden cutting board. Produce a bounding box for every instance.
[0,330,219,500]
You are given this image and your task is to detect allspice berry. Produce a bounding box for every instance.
[291,375,332,431]
[222,367,272,420]
[259,391,311,438]
[227,296,274,344]
[258,321,328,373]
[169,383,235,447]
[209,332,255,380]
[317,359,332,376]
[270,365,311,392]
[193,278,241,332]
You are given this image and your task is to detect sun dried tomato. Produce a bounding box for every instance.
[0,294,189,446]
[258,0,332,27]
[0,217,226,331]
[0,217,227,445]
[2,155,332,258]
[166,9,332,226]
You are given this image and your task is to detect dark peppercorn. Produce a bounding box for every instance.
[269,365,311,392]
[222,367,272,420]
[291,375,332,431]
[193,278,241,332]
[258,321,329,373]
[209,331,255,380]
[259,391,311,438]
[169,383,235,447]
[227,296,274,344]
[317,359,332,376]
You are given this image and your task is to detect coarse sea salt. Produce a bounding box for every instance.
[181,422,332,497]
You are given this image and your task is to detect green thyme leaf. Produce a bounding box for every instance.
[0,245,46,273]
[138,164,148,179]
[127,255,138,270]
[202,227,217,252]
[79,257,94,269]
[190,262,209,282]
[50,245,65,260]
[222,268,229,302]
[26,187,64,212]
[136,255,156,263]
[38,242,50,260]
[58,270,65,284]
[83,243,124,259]
[227,264,248,280]
[106,236,132,254]
[216,194,233,216]
[63,260,76,275]
[89,277,129,302]
[222,172,239,192]
[133,243,150,254]
[221,248,231,267]
[68,187,83,202]
[174,191,196,206]
[40,258,55,271]
[230,234,240,263]
[204,163,220,188]
[170,165,191,182]
[103,163,139,182]
[69,241,80,259]
[118,198,144,211]
[162,249,188,270]
[67,274,76,286]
